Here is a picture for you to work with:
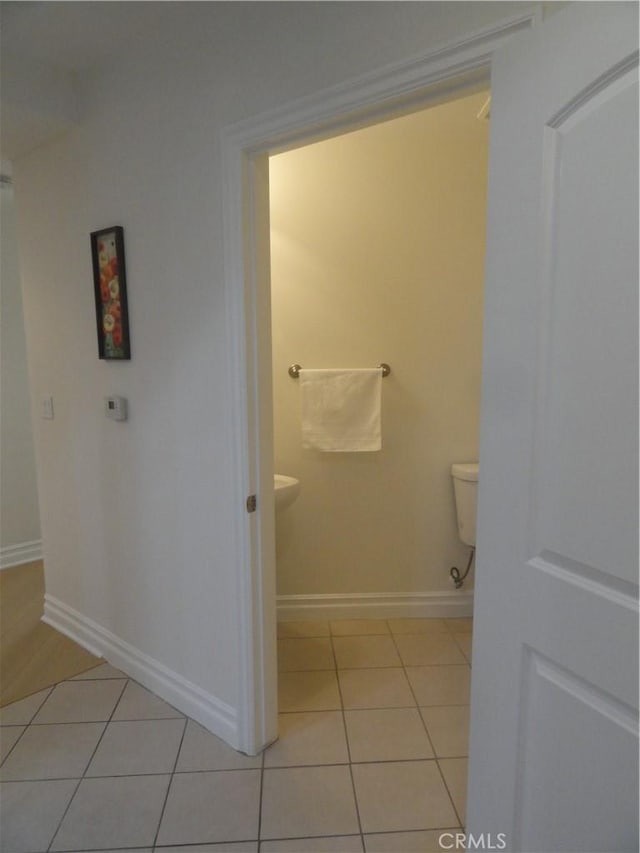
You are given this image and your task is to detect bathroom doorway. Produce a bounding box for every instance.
[260,85,488,832]
[233,77,494,750]
[220,14,533,757]
[268,90,488,619]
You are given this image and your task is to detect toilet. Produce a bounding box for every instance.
[451,462,479,547]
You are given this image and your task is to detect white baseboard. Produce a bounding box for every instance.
[43,594,239,749]
[276,590,474,621]
[0,539,43,570]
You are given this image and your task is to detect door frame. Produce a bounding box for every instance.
[221,9,539,756]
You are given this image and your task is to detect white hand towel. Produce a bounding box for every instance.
[299,368,382,452]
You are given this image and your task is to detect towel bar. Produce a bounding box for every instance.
[288,363,390,378]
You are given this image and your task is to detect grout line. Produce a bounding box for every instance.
[256,725,266,850]
[2,754,470,786]
[0,683,55,717]
[55,846,153,853]
[435,755,466,829]
[387,627,465,830]
[450,631,473,664]
[259,833,364,852]
[11,620,472,853]
[331,630,366,850]
[0,724,30,768]
[151,715,189,848]
[46,676,130,852]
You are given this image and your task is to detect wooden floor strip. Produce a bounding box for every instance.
[0,560,102,707]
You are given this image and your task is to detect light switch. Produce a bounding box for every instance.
[42,396,54,419]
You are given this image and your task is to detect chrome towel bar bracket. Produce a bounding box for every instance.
[288,363,390,378]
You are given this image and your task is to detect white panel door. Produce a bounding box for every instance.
[467,4,638,852]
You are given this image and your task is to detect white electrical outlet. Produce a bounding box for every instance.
[42,396,54,419]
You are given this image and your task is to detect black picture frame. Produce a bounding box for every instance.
[90,226,131,360]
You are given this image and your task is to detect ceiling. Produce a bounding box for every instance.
[0,1,184,159]
[1,1,493,162]
[1,1,176,73]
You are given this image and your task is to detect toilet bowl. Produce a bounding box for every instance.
[451,462,479,547]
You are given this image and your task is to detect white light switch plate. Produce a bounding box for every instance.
[104,395,128,421]
[42,396,54,419]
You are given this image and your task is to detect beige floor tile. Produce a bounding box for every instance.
[71,662,127,680]
[333,636,401,669]
[176,719,261,772]
[452,633,472,662]
[32,680,126,724]
[0,722,104,780]
[278,621,331,638]
[345,708,433,762]
[265,711,348,767]
[394,634,467,667]
[387,618,448,635]
[330,620,390,636]
[156,770,260,845]
[261,835,363,851]
[405,666,470,706]
[278,670,342,712]
[364,829,459,852]
[278,638,335,671]
[51,774,171,850]
[444,618,473,633]
[338,668,415,710]
[420,706,470,757]
[111,681,184,720]
[352,761,458,833]
[261,765,360,840]
[439,758,468,824]
[0,778,78,853]
[86,718,186,776]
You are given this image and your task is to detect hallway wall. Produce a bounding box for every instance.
[271,91,489,598]
[0,179,41,568]
[13,3,537,744]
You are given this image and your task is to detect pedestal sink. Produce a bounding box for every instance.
[274,474,300,510]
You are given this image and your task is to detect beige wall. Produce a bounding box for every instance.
[270,90,489,596]
[0,180,41,564]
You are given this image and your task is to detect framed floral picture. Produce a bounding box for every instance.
[90,226,131,360]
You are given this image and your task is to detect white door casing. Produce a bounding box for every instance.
[467,4,638,852]
[222,10,537,755]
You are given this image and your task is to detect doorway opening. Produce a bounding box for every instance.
[269,88,488,615]
[262,85,489,830]
[220,13,536,759]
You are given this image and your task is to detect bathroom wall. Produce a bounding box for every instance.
[0,175,42,567]
[270,90,489,599]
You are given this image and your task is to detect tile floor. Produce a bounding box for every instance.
[0,617,472,853]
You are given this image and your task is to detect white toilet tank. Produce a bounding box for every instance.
[451,462,479,547]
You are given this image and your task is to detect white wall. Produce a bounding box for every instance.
[0,178,42,567]
[270,91,488,598]
[13,2,537,745]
